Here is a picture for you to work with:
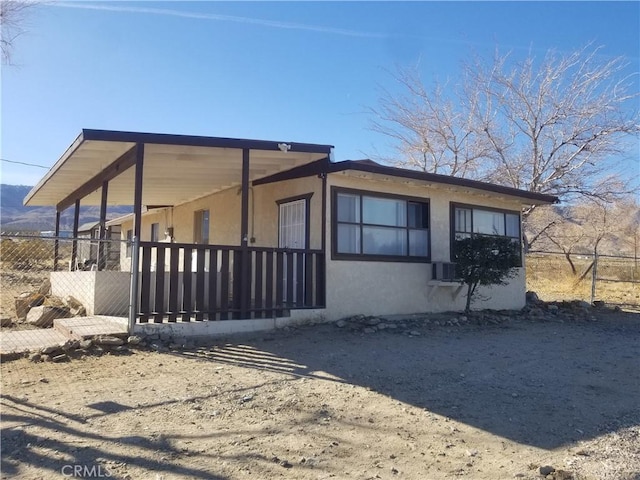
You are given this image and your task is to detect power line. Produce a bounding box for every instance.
[0,158,49,169]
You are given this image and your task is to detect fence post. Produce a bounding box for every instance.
[590,252,598,304]
[128,235,140,334]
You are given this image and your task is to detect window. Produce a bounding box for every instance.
[451,203,521,264]
[333,188,429,261]
[150,223,160,242]
[194,210,210,244]
[125,229,132,258]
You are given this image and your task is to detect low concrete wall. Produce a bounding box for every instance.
[133,308,327,339]
[51,271,130,316]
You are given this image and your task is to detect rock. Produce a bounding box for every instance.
[592,300,606,308]
[547,304,559,314]
[26,305,71,328]
[127,335,143,345]
[0,317,13,327]
[41,345,62,355]
[62,339,80,351]
[466,449,478,457]
[335,320,347,328]
[408,330,421,336]
[539,465,555,476]
[15,292,46,321]
[63,296,86,317]
[554,469,573,480]
[50,353,69,363]
[94,335,125,346]
[78,339,93,349]
[573,300,591,310]
[240,395,254,403]
[29,353,42,363]
[279,460,292,468]
[363,327,376,334]
[37,279,51,295]
[150,342,168,353]
[525,290,541,304]
[365,316,381,326]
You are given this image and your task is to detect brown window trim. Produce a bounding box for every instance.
[331,186,431,263]
[449,202,522,266]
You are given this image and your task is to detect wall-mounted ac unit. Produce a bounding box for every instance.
[432,262,458,282]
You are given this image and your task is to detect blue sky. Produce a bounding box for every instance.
[1,1,639,186]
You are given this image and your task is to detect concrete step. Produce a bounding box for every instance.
[0,329,68,356]
[53,316,128,340]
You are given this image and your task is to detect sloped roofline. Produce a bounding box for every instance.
[253,158,559,205]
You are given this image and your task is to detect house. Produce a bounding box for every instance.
[24,129,557,333]
[75,221,122,270]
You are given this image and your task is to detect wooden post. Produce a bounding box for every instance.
[239,148,251,318]
[71,199,80,270]
[98,180,108,270]
[53,210,61,271]
[133,143,144,242]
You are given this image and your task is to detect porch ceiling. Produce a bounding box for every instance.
[24,130,333,209]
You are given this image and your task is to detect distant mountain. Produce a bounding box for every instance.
[1,184,132,232]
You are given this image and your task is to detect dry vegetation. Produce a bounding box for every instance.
[526,253,640,310]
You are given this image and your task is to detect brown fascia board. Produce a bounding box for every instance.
[254,158,559,205]
[81,129,334,154]
[252,157,331,186]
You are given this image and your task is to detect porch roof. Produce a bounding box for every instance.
[24,129,334,210]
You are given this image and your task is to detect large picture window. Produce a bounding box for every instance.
[451,203,522,265]
[333,188,429,261]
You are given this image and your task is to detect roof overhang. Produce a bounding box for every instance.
[24,129,334,210]
[254,158,559,206]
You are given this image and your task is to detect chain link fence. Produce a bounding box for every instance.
[526,251,640,310]
[0,234,133,332]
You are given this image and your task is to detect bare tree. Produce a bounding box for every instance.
[369,68,492,177]
[1,0,36,64]
[370,46,640,223]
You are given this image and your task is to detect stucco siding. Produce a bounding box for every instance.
[323,172,526,319]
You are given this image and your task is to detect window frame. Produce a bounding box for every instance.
[449,202,522,266]
[331,187,430,263]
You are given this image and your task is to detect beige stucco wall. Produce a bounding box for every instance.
[323,172,527,319]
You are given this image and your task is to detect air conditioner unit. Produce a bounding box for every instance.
[432,262,458,282]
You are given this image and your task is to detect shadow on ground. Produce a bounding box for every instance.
[1,311,639,478]
[182,312,640,450]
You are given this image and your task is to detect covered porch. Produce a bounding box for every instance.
[24,129,333,327]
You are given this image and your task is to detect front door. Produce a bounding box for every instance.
[279,199,307,304]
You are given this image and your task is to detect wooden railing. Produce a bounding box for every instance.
[136,242,325,323]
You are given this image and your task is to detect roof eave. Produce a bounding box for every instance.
[330,161,559,205]
[23,131,86,207]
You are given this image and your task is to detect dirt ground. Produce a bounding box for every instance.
[1,311,639,480]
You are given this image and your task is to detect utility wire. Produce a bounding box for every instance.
[1,158,49,169]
